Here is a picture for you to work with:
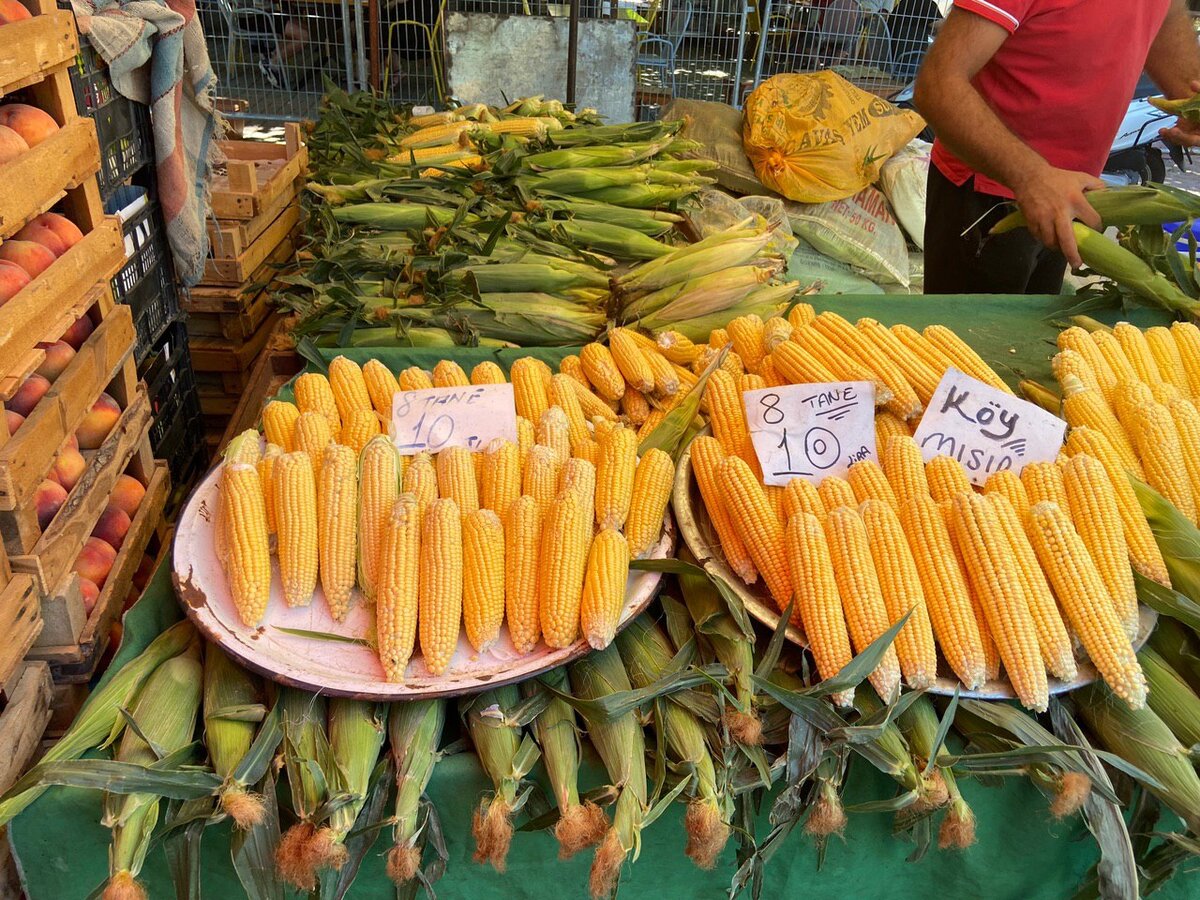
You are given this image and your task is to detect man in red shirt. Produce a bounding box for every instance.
[914,0,1200,293]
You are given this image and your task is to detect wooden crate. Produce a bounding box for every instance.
[210,122,307,220]
[0,574,40,704]
[206,170,301,260]
[216,337,303,453]
[0,0,78,99]
[29,461,168,683]
[0,117,100,241]
[201,203,300,285]
[0,660,52,795]
[189,310,283,375]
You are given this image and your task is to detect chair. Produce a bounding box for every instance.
[637,0,692,98]
[384,0,448,105]
[216,0,291,90]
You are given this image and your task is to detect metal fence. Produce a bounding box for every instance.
[199,0,945,122]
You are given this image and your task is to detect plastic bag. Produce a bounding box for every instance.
[878,138,931,248]
[785,186,911,286]
[788,240,885,295]
[742,71,925,203]
[688,189,799,258]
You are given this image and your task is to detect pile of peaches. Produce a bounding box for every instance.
[75,472,147,615]
[0,210,83,306]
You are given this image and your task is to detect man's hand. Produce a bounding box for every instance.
[1010,165,1105,269]
[1159,79,1200,148]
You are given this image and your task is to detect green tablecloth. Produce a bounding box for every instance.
[10,294,1195,898]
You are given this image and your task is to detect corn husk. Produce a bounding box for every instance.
[275,689,332,891]
[103,651,203,900]
[202,646,267,829]
[1071,222,1200,315]
[897,695,968,846]
[1139,647,1200,748]
[387,700,446,884]
[618,226,774,296]
[993,183,1200,233]
[522,139,673,170]
[330,203,467,230]
[524,670,607,859]
[854,686,946,809]
[647,296,791,342]
[626,265,774,324]
[547,121,681,147]
[534,219,675,260]
[450,262,609,293]
[1148,616,1200,694]
[538,198,682,236]
[326,698,388,846]
[575,183,702,209]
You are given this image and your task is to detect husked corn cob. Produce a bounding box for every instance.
[1146,327,1190,395]
[537,406,571,464]
[540,490,589,648]
[1021,461,1067,510]
[559,354,589,387]
[691,437,758,584]
[609,329,655,394]
[923,325,1013,394]
[738,373,766,396]
[891,323,953,374]
[657,330,700,365]
[419,499,463,675]
[874,412,910,455]
[625,449,674,557]
[899,495,987,690]
[721,456,791,607]
[524,444,563,519]
[782,477,825,522]
[621,388,650,426]
[433,359,470,388]
[813,312,921,419]
[771,341,838,385]
[399,366,434,391]
[560,457,597,540]
[512,357,551,424]
[550,374,590,452]
[926,455,972,504]
[1057,326,1118,401]
[259,444,281,535]
[1171,321,1200,397]
[641,346,679,397]
[436,446,479,516]
[358,436,401,601]
[596,425,637,530]
[481,439,520,517]
[1134,400,1199,523]
[705,369,753,462]
[787,303,815,329]
[1152,382,1183,406]
[951,493,1048,712]
[1112,380,1155,432]
[319,444,358,621]
[1061,375,1144,477]
[817,475,857,513]
[881,435,929,505]
[987,495,1077,681]
[727,315,766,369]
[400,120,472,148]
[572,378,619,422]
[762,316,793,355]
[329,356,373,423]
[823,506,900,702]
[471,361,507,385]
[504,495,542,653]
[403,452,437,518]
[1062,454,1138,638]
[1165,395,1200,514]
[983,470,1030,522]
[376,494,421,682]
[342,408,381,454]
[786,512,854,706]
[573,437,600,467]
[1113,322,1163,386]
[295,412,332,486]
[756,355,786,388]
[1052,349,1102,398]
[848,459,899,511]
[275,452,318,608]
[363,359,400,419]
[860,500,938,689]
[580,343,625,401]
[1027,502,1147,708]
[223,463,271,626]
[1091,330,1141,387]
[637,409,666,441]
[263,401,300,452]
[581,529,630,649]
[295,373,342,441]
[944,508,1002,681]
[793,326,894,406]
[462,510,505,652]
[856,318,942,406]
[516,416,534,466]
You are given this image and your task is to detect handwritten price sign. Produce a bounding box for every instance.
[391,384,518,454]
[912,369,1066,486]
[743,382,877,487]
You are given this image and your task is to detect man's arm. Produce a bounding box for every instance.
[913,7,1103,266]
[1146,0,1200,147]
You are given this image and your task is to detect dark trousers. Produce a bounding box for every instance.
[924,164,1068,294]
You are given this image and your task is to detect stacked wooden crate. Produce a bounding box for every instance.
[185,122,305,457]
[0,0,170,686]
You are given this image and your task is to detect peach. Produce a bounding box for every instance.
[35,479,67,530]
[75,536,117,588]
[108,622,123,653]
[0,124,28,165]
[109,473,146,516]
[132,553,155,591]
[0,104,59,148]
[79,578,100,615]
[16,222,68,257]
[0,239,56,278]
[35,340,75,382]
[92,504,131,550]
[0,1,31,23]
[8,373,49,417]
[4,409,23,438]
[60,314,94,350]
[77,392,120,449]
[50,447,86,492]
[0,259,30,306]
[62,432,78,452]
[25,213,82,251]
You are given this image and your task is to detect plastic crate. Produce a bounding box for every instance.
[109,186,182,362]
[141,319,204,486]
[67,40,152,201]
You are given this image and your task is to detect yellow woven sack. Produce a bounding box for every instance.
[743,71,925,204]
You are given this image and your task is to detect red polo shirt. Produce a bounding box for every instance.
[931,0,1171,198]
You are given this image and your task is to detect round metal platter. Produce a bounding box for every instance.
[173,463,675,700]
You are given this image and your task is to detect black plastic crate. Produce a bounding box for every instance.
[141,319,204,486]
[110,187,181,362]
[67,39,152,201]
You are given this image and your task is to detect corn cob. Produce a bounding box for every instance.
[987,494,1077,680]
[1164,395,1200,514]
[258,444,281,535]
[523,444,563,519]
[431,359,469,388]
[547,374,589,453]
[621,387,650,426]
[1027,503,1147,708]
[1020,461,1068,510]
[881,434,929,506]
[899,495,987,689]
[274,452,318,608]
[1113,322,1163,386]
[462,509,505,653]
[399,366,434,391]
[657,330,701,365]
[537,406,571,465]
[624,448,674,557]
[539,489,589,648]
[580,343,625,401]
[923,325,1013,393]
[793,326,894,406]
[848,459,900,511]
[704,368,754,466]
[817,475,857,512]
[319,443,358,621]
[983,469,1030,522]
[263,400,300,452]
[1152,382,1183,406]
[1171,320,1200,397]
[781,477,825,523]
[436,446,479,515]
[786,512,854,705]
[856,317,942,406]
[294,372,342,441]
[294,411,332,487]
[403,452,437,519]
[1061,374,1144,477]
[223,463,271,626]
[951,493,1049,712]
[926,455,972,504]
[468,361,506,386]
[329,356,373,423]
[1090,329,1142,388]
[516,415,535,466]
[595,425,636,530]
[814,312,921,418]
[418,499,462,675]
[1133,400,1197,524]
[342,408,381,454]
[1052,349,1102,398]
[788,303,816,328]
[1112,380,1155,433]
[637,409,667,440]
[363,359,400,419]
[375,493,421,681]
[203,646,265,829]
[480,438,520,518]
[1146,326,1190,395]
[326,698,387,868]
[580,528,630,649]
[727,314,767,369]
[608,328,655,394]
[761,316,793,354]
[691,437,758,584]
[386,699,445,884]
[891,323,953,374]
[721,456,791,606]
[512,357,551,423]
[503,495,543,653]
[1058,326,1118,401]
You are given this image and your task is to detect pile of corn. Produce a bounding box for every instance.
[691,308,1151,712]
[216,354,676,680]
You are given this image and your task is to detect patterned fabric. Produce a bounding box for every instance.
[69,0,224,286]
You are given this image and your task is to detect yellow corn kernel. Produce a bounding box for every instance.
[1165,395,1200,521]
[881,435,929,506]
[432,359,470,388]
[580,342,625,401]
[1152,382,1182,406]
[222,463,271,626]
[943,503,1002,681]
[399,366,434,391]
[342,408,381,454]
[621,387,650,426]
[890,323,954,375]
[274,451,318,608]
[691,436,758,585]
[950,493,1048,713]
[856,317,942,407]
[404,452,438,519]
[263,401,300,452]
[923,325,1013,394]
[1027,502,1147,709]
[560,455,597,528]
[462,509,505,653]
[1113,322,1163,386]
[847,459,899,512]
[1058,326,1118,402]
[756,355,786,388]
[363,359,400,420]
[258,444,281,535]
[787,511,855,706]
[739,373,766,394]
[1090,330,1141,388]
[982,469,1030,523]
[705,368,756,469]
[573,437,600,467]
[720,456,791,608]
[926,455,972,505]
[625,448,674,558]
[781,477,825,522]
[436,446,479,516]
[860,499,938,689]
[419,499,463,675]
[548,374,589,453]
[728,314,767,370]
[504,495,542,653]
[1133,400,1197,524]
[524,444,564,519]
[580,529,630,650]
[1020,461,1068,511]
[822,505,900,702]
[294,373,342,441]
[295,411,332,487]
[762,316,794,355]
[572,377,619,423]
[817,475,857,513]
[470,361,507,385]
[1052,349,1103,398]
[609,328,655,394]
[537,406,571,464]
[318,443,358,621]
[376,493,421,682]
[709,327,731,349]
[793,326,894,407]
[559,353,589,387]
[787,303,815,329]
[641,346,679,398]
[539,489,589,649]
[595,425,637,530]
[1146,326,1190,395]
[357,436,401,601]
[329,356,373,424]
[481,439,521,517]
[1170,320,1200,397]
[516,416,534,468]
[657,330,700,365]
[813,312,921,419]
[1112,380,1155,434]
[1061,375,1144,478]
[874,412,910,454]
[512,357,552,424]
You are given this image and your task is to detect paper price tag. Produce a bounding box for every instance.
[391,384,517,455]
[912,369,1066,486]
[743,382,877,487]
